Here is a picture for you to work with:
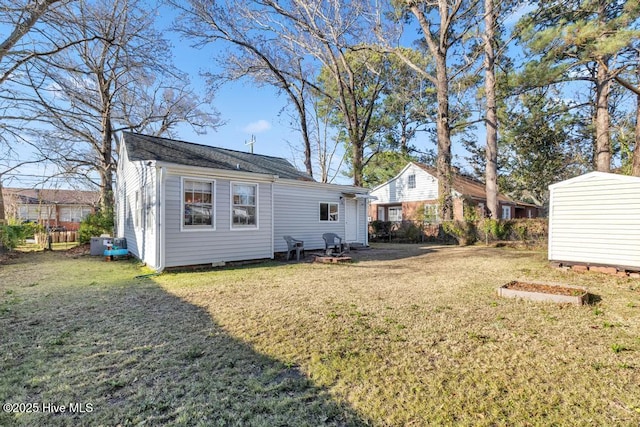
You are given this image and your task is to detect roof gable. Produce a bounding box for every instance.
[122,132,314,181]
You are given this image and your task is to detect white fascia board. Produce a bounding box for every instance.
[274,177,370,194]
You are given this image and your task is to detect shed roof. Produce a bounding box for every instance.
[549,171,640,190]
[2,187,99,206]
[123,132,314,181]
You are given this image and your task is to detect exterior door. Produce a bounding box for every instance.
[345,199,358,242]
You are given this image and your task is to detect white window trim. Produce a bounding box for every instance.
[388,206,403,222]
[319,201,339,222]
[181,177,216,232]
[408,174,416,189]
[134,190,141,230]
[501,205,511,220]
[230,181,259,230]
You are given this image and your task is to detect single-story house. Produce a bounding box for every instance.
[2,187,99,230]
[548,171,640,270]
[115,132,371,271]
[369,162,540,222]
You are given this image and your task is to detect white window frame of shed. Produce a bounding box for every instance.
[388,206,403,222]
[319,202,339,222]
[501,205,511,220]
[182,177,216,231]
[231,182,258,229]
[408,174,416,189]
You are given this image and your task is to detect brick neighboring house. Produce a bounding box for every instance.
[369,162,540,222]
[2,187,99,231]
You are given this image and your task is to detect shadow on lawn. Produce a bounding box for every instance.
[0,272,368,426]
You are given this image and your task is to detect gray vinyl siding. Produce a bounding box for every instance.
[273,183,349,252]
[116,147,157,267]
[371,164,438,204]
[163,174,272,267]
[548,173,640,269]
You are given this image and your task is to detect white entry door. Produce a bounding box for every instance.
[345,199,358,242]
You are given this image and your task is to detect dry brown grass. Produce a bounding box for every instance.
[1,244,639,425]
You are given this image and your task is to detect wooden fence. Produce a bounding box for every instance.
[35,231,79,244]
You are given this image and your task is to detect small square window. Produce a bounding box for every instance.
[320,202,338,222]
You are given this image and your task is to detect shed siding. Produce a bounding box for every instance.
[549,174,640,268]
[370,164,438,204]
[117,149,157,267]
[273,184,348,252]
[163,174,273,267]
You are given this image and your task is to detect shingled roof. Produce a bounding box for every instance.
[413,163,523,205]
[2,188,99,206]
[123,132,314,181]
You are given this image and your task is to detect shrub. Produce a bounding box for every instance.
[479,218,510,242]
[0,224,29,251]
[79,209,114,244]
[395,221,423,242]
[442,220,476,246]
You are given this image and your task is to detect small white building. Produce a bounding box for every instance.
[548,171,640,270]
[115,132,370,271]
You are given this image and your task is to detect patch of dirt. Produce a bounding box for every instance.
[505,281,585,296]
[0,250,24,264]
[64,243,91,257]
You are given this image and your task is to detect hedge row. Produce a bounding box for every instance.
[369,218,548,245]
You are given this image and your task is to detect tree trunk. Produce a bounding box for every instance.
[594,59,611,172]
[435,52,453,221]
[483,0,498,219]
[0,179,5,223]
[352,140,364,187]
[632,92,640,176]
[99,119,114,211]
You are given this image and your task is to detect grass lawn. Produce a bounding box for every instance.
[1,244,639,426]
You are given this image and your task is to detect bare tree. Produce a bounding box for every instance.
[173,0,317,177]
[175,0,388,187]
[23,0,218,210]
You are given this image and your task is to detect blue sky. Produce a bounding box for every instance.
[158,8,317,170]
[7,2,536,189]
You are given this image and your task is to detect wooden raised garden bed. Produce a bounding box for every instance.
[497,281,589,305]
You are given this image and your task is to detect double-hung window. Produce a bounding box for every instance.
[388,206,403,222]
[183,179,214,229]
[232,183,257,228]
[408,174,416,189]
[320,202,338,222]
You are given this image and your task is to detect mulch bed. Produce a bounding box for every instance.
[505,281,585,296]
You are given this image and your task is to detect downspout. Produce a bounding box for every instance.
[270,175,277,259]
[156,166,166,272]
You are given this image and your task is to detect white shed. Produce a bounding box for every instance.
[548,171,640,270]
